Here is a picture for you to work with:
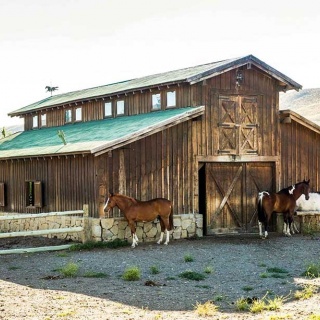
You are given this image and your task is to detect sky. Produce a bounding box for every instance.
[1,0,320,128]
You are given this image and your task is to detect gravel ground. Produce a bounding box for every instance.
[0,234,320,319]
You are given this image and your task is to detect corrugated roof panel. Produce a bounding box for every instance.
[0,107,204,159]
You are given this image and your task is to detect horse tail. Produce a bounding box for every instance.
[168,202,174,231]
[257,192,267,223]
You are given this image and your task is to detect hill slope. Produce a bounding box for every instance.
[280,88,320,126]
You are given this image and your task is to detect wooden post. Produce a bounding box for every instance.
[82,204,91,243]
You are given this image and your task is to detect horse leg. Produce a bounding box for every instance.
[258,221,263,237]
[157,218,170,245]
[128,221,138,248]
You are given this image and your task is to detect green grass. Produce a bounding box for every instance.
[69,239,129,251]
[122,266,141,281]
[184,254,194,262]
[150,265,160,274]
[301,261,320,278]
[204,266,214,274]
[83,271,109,278]
[294,284,317,300]
[8,266,21,270]
[59,262,79,277]
[178,270,205,281]
[242,285,253,292]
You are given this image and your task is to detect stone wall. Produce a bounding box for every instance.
[0,213,204,244]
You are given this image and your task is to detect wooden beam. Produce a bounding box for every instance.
[0,244,73,255]
[0,227,83,238]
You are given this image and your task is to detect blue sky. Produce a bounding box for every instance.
[1,0,320,127]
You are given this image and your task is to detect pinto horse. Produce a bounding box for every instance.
[257,179,310,238]
[101,193,173,248]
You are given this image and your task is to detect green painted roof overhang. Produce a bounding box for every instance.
[8,55,302,117]
[0,106,204,160]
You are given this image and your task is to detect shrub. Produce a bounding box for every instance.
[60,262,79,277]
[194,301,218,316]
[122,266,141,281]
[184,254,194,262]
[179,270,205,281]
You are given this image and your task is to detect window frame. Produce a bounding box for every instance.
[152,93,161,110]
[104,101,113,118]
[75,107,82,122]
[0,182,5,207]
[41,113,47,127]
[32,115,38,128]
[65,109,72,124]
[116,100,125,116]
[166,90,176,108]
[26,180,43,208]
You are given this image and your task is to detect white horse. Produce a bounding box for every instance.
[296,192,320,211]
[285,192,320,236]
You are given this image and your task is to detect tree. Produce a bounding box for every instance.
[45,86,59,96]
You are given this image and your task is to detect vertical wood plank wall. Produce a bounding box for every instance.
[3,67,296,217]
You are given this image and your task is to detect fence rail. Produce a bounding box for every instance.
[0,206,89,255]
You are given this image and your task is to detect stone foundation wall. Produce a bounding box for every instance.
[0,213,203,244]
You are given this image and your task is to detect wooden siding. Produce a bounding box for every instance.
[280,120,320,191]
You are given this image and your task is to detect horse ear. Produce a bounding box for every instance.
[108,190,114,196]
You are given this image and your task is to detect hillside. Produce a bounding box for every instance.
[280,88,320,126]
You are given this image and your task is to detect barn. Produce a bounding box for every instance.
[1,54,318,243]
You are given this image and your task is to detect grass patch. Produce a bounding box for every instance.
[249,294,284,313]
[8,266,21,270]
[165,276,176,280]
[308,315,320,320]
[83,271,109,278]
[184,254,194,262]
[301,261,320,278]
[59,262,79,277]
[122,266,141,281]
[242,286,253,292]
[267,267,289,274]
[259,272,269,278]
[69,239,129,251]
[195,285,211,289]
[194,301,218,316]
[150,265,160,274]
[294,284,317,300]
[235,297,250,311]
[204,266,214,274]
[56,252,68,257]
[179,270,205,281]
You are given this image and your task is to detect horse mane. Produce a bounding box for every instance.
[114,193,138,204]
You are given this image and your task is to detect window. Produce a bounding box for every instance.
[0,182,5,207]
[32,115,38,128]
[116,100,125,115]
[65,109,72,123]
[167,91,176,107]
[41,114,47,127]
[26,181,43,207]
[104,102,112,117]
[75,107,82,121]
[152,93,161,110]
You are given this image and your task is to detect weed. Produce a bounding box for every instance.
[249,298,267,313]
[195,285,210,289]
[150,265,160,274]
[122,266,141,281]
[267,267,289,274]
[213,295,224,302]
[184,254,194,262]
[83,271,109,278]
[259,272,269,278]
[308,315,320,320]
[56,252,68,257]
[242,286,253,292]
[59,262,79,277]
[235,297,250,311]
[204,266,214,274]
[178,270,205,281]
[258,262,267,267]
[194,301,218,316]
[8,266,20,270]
[266,296,284,311]
[165,276,176,280]
[294,284,317,300]
[302,262,320,278]
[69,239,129,251]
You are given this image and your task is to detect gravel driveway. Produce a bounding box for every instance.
[0,234,320,319]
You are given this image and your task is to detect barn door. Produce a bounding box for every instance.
[205,162,275,235]
[218,96,258,155]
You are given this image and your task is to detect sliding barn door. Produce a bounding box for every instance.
[205,162,275,234]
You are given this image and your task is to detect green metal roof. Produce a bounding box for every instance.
[0,107,204,159]
[8,55,302,117]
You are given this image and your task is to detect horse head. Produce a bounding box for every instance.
[302,179,310,200]
[102,192,116,216]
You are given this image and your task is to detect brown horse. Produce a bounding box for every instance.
[101,193,173,248]
[257,179,310,238]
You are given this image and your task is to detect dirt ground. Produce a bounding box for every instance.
[0,233,320,319]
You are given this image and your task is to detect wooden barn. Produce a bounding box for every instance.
[1,54,317,242]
